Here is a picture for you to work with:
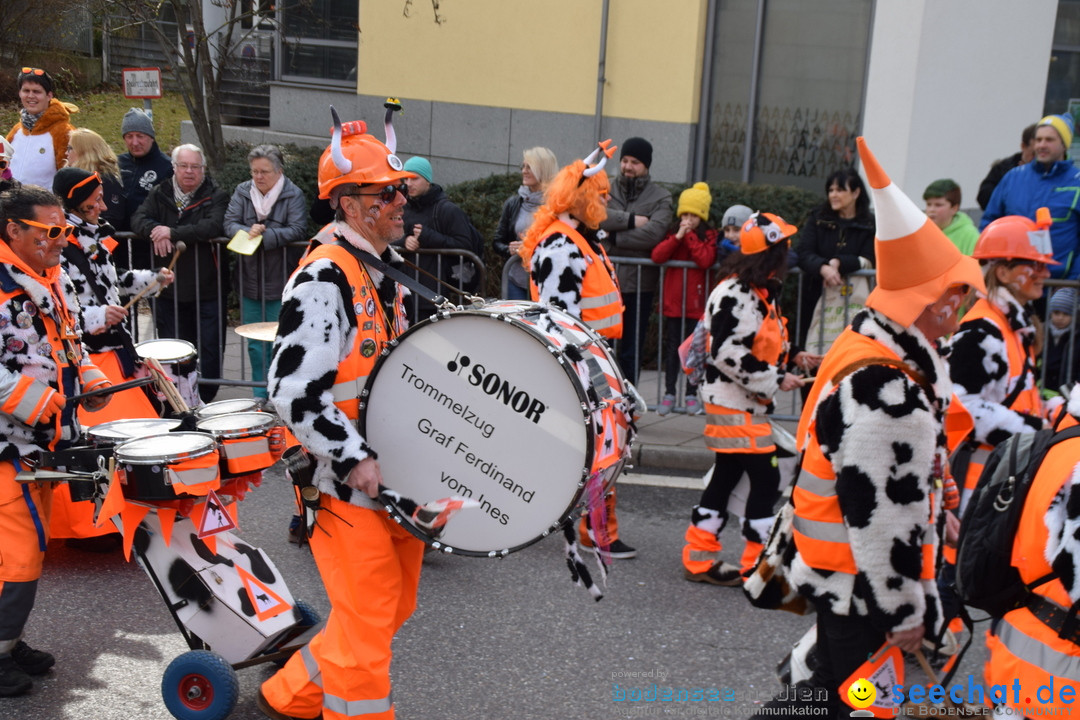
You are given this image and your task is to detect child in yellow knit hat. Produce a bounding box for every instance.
[650,182,718,415]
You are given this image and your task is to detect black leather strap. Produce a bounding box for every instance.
[332,240,447,306]
[1027,592,1080,645]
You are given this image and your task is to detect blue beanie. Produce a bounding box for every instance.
[403,156,432,183]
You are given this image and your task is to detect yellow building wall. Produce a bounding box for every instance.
[357,0,706,124]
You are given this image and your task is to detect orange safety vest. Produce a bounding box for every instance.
[529,219,624,339]
[297,243,408,421]
[792,329,936,579]
[986,414,1080,705]
[703,281,790,454]
[954,299,1043,512]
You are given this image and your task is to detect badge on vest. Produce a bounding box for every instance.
[360,338,377,358]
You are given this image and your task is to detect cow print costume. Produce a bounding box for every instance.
[785,308,948,636]
[63,214,158,354]
[530,226,609,321]
[947,286,1043,446]
[268,221,406,509]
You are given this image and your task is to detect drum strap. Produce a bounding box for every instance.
[332,240,448,307]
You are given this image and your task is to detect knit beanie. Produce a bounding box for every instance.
[1038,113,1074,149]
[403,156,432,183]
[677,182,712,221]
[53,167,101,210]
[720,204,753,229]
[620,137,653,169]
[1050,287,1078,316]
[121,108,156,139]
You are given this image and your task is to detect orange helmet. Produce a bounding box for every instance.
[972,207,1059,264]
[317,104,416,199]
[739,212,797,254]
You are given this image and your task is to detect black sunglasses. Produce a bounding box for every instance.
[347,182,409,204]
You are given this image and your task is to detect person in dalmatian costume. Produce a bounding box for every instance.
[46,167,174,544]
[259,107,420,720]
[751,138,986,717]
[0,184,111,697]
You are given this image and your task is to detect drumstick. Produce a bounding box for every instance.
[122,241,185,311]
[146,357,189,413]
[165,240,187,273]
[68,376,155,403]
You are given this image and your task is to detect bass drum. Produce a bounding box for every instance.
[360,301,634,556]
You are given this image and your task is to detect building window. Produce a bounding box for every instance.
[706,0,872,191]
[277,0,358,85]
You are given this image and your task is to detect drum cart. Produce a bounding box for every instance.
[114,504,323,720]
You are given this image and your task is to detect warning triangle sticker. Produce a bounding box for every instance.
[839,644,903,717]
[197,489,237,538]
[236,565,291,621]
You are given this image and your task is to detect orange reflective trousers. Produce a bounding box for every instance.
[261,497,424,720]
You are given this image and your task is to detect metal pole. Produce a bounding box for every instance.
[741,0,767,184]
[594,0,611,142]
[692,0,718,181]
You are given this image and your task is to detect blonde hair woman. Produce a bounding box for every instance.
[66,127,125,229]
[493,146,558,299]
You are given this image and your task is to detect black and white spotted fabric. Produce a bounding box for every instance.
[64,214,157,354]
[268,222,406,510]
[785,308,948,636]
[947,287,1043,446]
[1047,386,1080,604]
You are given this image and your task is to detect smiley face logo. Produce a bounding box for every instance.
[847,678,876,709]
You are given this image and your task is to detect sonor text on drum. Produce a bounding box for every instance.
[443,354,547,423]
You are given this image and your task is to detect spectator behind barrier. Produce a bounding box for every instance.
[492,147,558,300]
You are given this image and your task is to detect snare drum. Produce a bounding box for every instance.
[87,418,182,448]
[360,300,634,555]
[195,412,277,476]
[114,432,220,502]
[136,338,201,409]
[194,398,263,419]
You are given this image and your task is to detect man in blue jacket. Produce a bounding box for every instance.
[982,113,1080,280]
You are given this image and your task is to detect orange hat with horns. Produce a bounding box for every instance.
[317,100,416,199]
[857,137,985,328]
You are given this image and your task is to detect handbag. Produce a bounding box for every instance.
[742,482,812,615]
[804,274,872,355]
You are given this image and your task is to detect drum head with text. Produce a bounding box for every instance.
[362,310,591,555]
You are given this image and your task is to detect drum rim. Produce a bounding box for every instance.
[114,431,218,464]
[195,411,277,438]
[360,303,622,556]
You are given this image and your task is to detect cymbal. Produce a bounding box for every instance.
[234,321,278,342]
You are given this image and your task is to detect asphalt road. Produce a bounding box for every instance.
[2,469,986,720]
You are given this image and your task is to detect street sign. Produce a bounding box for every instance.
[122,67,162,99]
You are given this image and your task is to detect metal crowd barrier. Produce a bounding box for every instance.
[110,233,485,395]
[499,253,1080,420]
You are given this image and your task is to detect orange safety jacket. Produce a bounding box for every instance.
[530,219,624,339]
[792,329,936,580]
[954,299,1043,513]
[986,413,1080,704]
[703,281,789,454]
[296,244,408,423]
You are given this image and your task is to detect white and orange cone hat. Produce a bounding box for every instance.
[858,137,985,328]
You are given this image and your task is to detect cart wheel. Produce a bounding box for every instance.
[161,650,239,720]
[294,599,321,628]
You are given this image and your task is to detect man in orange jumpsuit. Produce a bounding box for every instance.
[0,185,110,696]
[258,110,422,720]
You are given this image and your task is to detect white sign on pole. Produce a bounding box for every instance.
[122,68,162,99]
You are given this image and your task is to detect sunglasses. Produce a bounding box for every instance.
[347,182,409,203]
[21,67,45,76]
[9,218,74,240]
[1010,259,1048,272]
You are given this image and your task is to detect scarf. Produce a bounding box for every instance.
[19,108,42,133]
[173,180,195,211]
[250,174,285,222]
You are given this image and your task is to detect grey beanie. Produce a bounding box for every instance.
[721,204,753,229]
[121,108,155,139]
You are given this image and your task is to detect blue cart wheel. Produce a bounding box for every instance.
[161,650,239,720]
[294,599,321,628]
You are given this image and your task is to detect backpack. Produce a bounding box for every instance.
[954,423,1080,617]
[432,198,485,294]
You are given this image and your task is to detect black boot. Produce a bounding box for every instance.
[0,656,32,697]
[11,641,54,675]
